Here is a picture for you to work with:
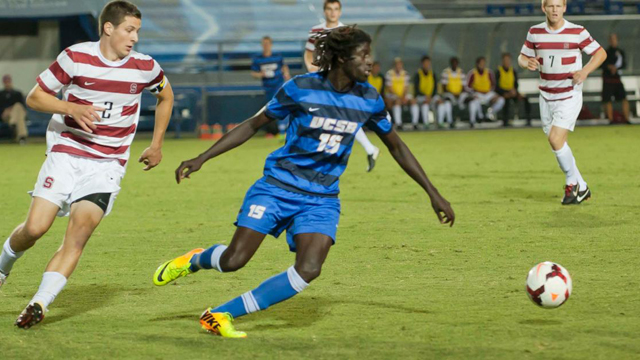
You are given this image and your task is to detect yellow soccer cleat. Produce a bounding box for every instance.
[153,248,204,286]
[200,309,247,338]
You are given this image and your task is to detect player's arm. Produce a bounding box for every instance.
[378,129,455,226]
[250,60,263,79]
[572,48,607,85]
[138,81,174,171]
[304,50,319,73]
[25,84,104,133]
[282,64,291,81]
[175,109,274,183]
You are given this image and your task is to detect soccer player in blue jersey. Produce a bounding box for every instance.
[251,36,290,138]
[153,26,455,338]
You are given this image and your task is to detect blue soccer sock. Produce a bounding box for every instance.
[210,266,309,319]
[189,244,227,272]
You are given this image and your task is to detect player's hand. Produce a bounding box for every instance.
[138,146,162,171]
[527,57,541,71]
[430,193,455,227]
[571,70,588,85]
[175,156,205,184]
[67,103,105,133]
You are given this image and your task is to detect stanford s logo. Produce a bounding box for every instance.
[130,83,138,93]
[43,176,54,189]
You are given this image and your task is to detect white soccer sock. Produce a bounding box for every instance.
[445,102,453,124]
[393,105,402,126]
[31,272,67,309]
[410,104,420,125]
[492,97,505,113]
[553,142,580,186]
[421,104,430,125]
[354,128,376,155]
[0,237,24,275]
[469,101,479,124]
[437,103,446,125]
[210,245,228,272]
[572,156,587,189]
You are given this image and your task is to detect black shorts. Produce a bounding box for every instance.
[602,81,626,102]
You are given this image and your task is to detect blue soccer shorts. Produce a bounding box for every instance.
[235,177,341,252]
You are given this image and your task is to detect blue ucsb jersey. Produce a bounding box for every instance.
[264,72,393,196]
[251,54,286,91]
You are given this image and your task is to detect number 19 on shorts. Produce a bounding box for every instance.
[248,205,266,219]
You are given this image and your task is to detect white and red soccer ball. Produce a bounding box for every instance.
[526,262,572,308]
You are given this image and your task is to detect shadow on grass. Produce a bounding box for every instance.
[518,318,562,326]
[43,284,148,326]
[148,295,430,332]
[494,187,558,202]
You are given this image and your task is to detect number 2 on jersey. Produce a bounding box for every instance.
[317,133,343,154]
[102,101,113,119]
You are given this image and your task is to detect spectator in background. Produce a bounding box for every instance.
[413,56,442,129]
[367,61,385,95]
[601,33,630,124]
[251,36,290,137]
[496,53,531,127]
[385,57,419,128]
[440,57,465,128]
[0,74,28,144]
[464,56,504,128]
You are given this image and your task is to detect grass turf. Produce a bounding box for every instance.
[1,125,639,359]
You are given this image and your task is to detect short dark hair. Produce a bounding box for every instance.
[450,57,459,65]
[501,53,511,59]
[262,36,272,42]
[99,0,141,37]
[476,56,486,65]
[313,25,371,72]
[324,0,341,10]
[421,55,431,63]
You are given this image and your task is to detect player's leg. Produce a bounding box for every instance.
[354,128,380,172]
[604,101,613,122]
[548,123,588,205]
[409,97,419,127]
[391,97,402,127]
[621,99,630,122]
[489,93,505,120]
[200,233,331,338]
[0,197,59,284]
[15,198,105,329]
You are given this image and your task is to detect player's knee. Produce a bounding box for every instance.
[219,252,248,272]
[295,263,322,283]
[22,221,49,241]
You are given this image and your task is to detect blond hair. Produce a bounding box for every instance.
[541,0,567,5]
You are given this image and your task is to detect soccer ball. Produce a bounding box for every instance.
[526,262,572,308]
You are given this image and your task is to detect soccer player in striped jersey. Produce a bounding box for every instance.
[304,0,380,172]
[518,0,606,205]
[154,26,455,338]
[0,1,174,329]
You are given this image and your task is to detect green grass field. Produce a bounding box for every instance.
[1,126,639,359]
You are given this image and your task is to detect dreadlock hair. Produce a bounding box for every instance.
[312,25,371,72]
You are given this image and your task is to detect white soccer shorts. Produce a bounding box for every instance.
[539,92,582,135]
[31,152,125,217]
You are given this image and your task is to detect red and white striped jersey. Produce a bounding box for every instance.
[305,21,345,52]
[520,20,601,101]
[37,41,167,166]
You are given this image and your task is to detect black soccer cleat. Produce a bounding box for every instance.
[576,186,591,204]
[561,184,579,205]
[366,147,380,173]
[15,302,45,330]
